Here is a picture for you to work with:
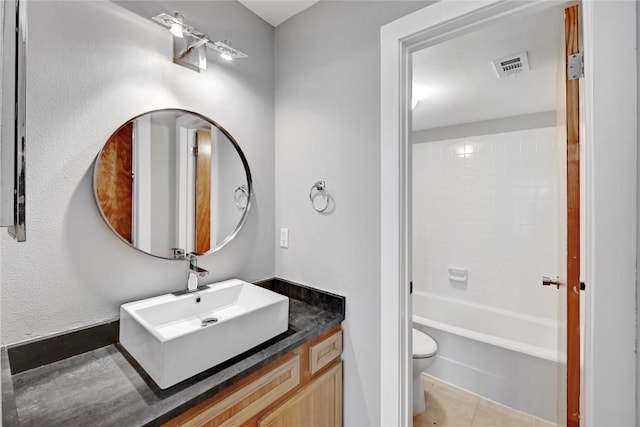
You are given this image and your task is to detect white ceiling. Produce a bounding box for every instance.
[238,1,320,27]
[412,5,565,131]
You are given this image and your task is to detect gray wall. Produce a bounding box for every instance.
[0,0,275,345]
[214,126,248,245]
[637,1,640,421]
[274,2,431,425]
[0,0,3,415]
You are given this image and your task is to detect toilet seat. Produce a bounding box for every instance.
[413,328,437,359]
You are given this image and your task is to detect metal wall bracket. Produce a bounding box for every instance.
[568,52,584,80]
[173,34,206,72]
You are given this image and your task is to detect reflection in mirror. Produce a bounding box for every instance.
[94,109,251,259]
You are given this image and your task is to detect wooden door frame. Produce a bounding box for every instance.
[195,128,212,254]
[564,6,580,426]
[380,1,637,426]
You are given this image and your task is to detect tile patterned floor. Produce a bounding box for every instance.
[413,374,557,427]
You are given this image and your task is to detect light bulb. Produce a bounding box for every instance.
[221,51,233,61]
[169,23,183,38]
[412,84,434,110]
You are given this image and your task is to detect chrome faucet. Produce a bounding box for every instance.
[186,253,209,293]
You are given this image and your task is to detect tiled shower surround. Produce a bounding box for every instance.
[412,126,559,321]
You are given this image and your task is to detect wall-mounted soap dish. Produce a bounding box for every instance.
[448,267,468,282]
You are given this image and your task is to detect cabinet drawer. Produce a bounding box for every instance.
[258,361,343,427]
[174,355,301,427]
[310,330,342,375]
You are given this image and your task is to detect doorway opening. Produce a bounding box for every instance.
[377,0,640,425]
[409,3,582,425]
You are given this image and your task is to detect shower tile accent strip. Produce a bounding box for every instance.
[1,278,345,427]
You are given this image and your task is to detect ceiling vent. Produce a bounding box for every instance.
[491,51,529,79]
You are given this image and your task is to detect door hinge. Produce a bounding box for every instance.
[192,145,198,157]
[410,281,413,294]
[568,52,584,80]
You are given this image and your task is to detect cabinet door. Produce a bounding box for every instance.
[165,356,301,427]
[258,362,342,427]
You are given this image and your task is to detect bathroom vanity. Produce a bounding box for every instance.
[165,325,343,426]
[1,279,345,427]
[0,108,347,425]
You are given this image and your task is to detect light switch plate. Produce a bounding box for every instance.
[280,228,289,248]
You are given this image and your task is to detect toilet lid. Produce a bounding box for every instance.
[413,328,437,358]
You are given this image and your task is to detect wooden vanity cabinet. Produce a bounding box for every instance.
[257,362,342,427]
[164,325,343,427]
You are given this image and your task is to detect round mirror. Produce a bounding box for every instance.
[93,109,252,259]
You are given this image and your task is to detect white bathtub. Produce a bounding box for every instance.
[413,291,558,361]
[413,291,560,423]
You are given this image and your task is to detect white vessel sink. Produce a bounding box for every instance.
[119,279,289,389]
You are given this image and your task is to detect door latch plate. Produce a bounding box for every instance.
[542,276,560,289]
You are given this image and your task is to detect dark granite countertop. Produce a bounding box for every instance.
[1,280,345,427]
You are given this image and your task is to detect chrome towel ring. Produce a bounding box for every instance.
[309,180,330,212]
[234,184,248,210]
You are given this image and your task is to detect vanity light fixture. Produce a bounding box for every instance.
[152,12,203,41]
[168,13,184,38]
[208,39,248,61]
[151,11,248,72]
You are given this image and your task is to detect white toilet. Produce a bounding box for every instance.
[412,327,438,414]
